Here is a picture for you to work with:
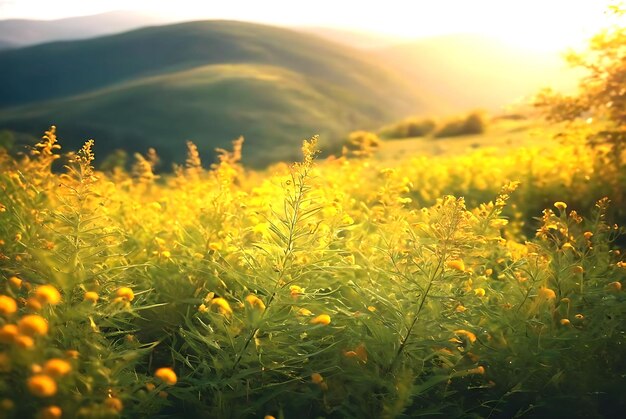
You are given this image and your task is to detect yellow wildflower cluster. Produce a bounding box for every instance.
[0,126,623,418]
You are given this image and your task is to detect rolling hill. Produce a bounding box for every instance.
[0,20,424,167]
[0,11,169,48]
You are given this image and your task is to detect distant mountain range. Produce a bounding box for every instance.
[0,20,423,167]
[0,11,169,49]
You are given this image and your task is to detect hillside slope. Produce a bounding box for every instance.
[0,20,424,167]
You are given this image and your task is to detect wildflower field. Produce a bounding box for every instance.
[0,122,624,419]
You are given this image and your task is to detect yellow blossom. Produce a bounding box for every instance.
[104,397,124,412]
[344,343,368,362]
[473,288,486,297]
[39,405,62,419]
[290,285,304,298]
[26,298,43,311]
[297,308,313,316]
[210,297,233,316]
[154,367,177,385]
[310,314,331,325]
[468,366,486,375]
[43,359,71,377]
[560,318,571,326]
[311,373,324,384]
[0,296,17,315]
[245,294,266,311]
[27,375,57,397]
[454,329,477,344]
[607,281,622,292]
[14,335,35,349]
[35,285,61,305]
[537,287,556,300]
[8,277,22,289]
[446,259,465,272]
[455,305,467,313]
[0,325,18,343]
[116,287,134,301]
[18,315,48,336]
[554,202,567,211]
[84,291,99,304]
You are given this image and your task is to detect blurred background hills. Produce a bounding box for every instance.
[0,11,579,167]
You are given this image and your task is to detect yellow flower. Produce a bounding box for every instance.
[455,305,467,313]
[310,314,331,325]
[8,276,22,289]
[245,294,266,311]
[210,298,233,316]
[104,397,124,412]
[572,265,584,274]
[311,372,324,384]
[560,318,571,326]
[290,285,304,298]
[607,281,622,292]
[343,343,368,363]
[468,366,485,375]
[537,287,556,300]
[0,325,18,343]
[26,298,43,312]
[39,405,62,419]
[0,295,17,315]
[116,287,134,301]
[14,335,35,349]
[43,359,71,377]
[554,202,567,211]
[154,367,178,385]
[27,374,57,397]
[297,308,313,316]
[575,313,584,320]
[446,259,465,272]
[18,315,48,336]
[84,291,99,304]
[35,285,61,305]
[473,288,486,297]
[264,416,276,419]
[454,329,477,344]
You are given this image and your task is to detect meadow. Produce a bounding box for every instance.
[0,117,624,418]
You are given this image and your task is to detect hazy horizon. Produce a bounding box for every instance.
[0,0,616,52]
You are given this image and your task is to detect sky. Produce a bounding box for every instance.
[0,0,618,51]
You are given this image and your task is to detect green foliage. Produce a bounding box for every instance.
[534,5,626,187]
[434,111,487,138]
[0,126,624,418]
[379,117,436,139]
[342,130,382,157]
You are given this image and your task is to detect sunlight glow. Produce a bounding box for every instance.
[0,0,616,52]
